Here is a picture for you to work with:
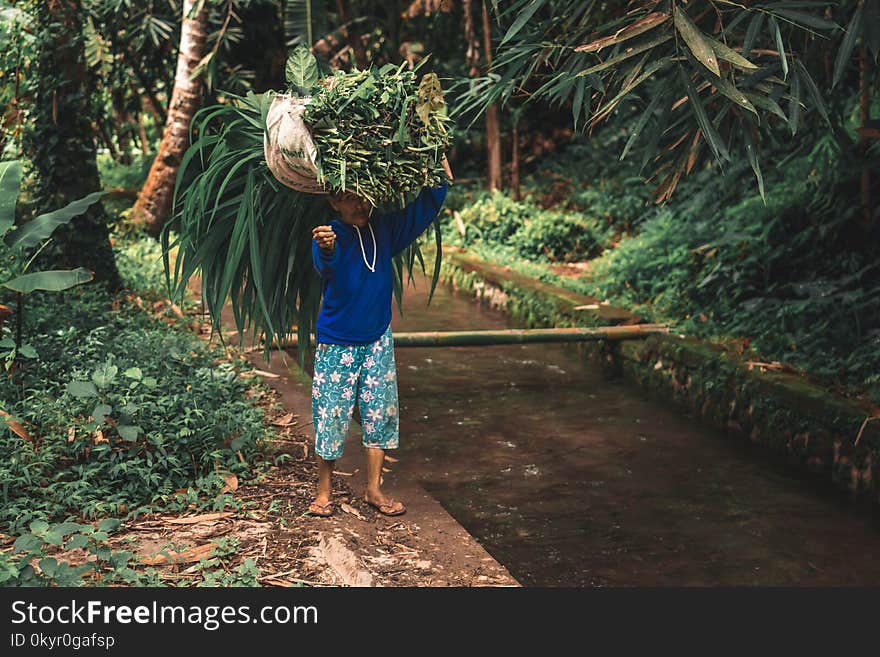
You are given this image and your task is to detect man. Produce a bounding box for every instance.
[308,157,452,517]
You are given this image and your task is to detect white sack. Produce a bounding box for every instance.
[263,94,327,195]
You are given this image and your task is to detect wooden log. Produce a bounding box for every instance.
[271,324,670,349]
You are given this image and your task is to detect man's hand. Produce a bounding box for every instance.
[312,225,336,253]
[441,154,454,183]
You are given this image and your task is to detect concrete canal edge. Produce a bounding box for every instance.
[435,246,880,508]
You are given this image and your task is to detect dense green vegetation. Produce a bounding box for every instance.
[442,129,880,402]
[0,234,270,585]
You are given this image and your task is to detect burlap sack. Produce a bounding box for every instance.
[263,94,328,195]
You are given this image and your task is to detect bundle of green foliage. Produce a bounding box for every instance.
[166,48,451,367]
[301,56,453,206]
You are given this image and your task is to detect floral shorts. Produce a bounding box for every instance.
[311,324,399,460]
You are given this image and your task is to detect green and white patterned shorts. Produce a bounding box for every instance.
[311,324,399,460]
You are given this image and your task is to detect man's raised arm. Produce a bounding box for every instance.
[388,180,449,257]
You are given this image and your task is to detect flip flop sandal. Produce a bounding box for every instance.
[364,497,406,516]
[307,500,334,517]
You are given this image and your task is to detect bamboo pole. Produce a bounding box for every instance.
[271,324,670,349]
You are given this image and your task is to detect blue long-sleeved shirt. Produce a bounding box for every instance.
[311,182,448,345]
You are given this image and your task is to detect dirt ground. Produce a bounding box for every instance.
[88,376,515,587]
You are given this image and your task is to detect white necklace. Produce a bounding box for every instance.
[354,223,377,272]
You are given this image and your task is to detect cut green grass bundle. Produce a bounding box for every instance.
[301,58,453,207]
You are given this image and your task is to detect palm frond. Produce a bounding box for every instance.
[284,0,329,48]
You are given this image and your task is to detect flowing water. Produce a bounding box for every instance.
[380,271,880,586]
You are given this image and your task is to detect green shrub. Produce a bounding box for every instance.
[443,130,879,400]
[450,190,612,262]
[0,279,270,537]
[113,230,169,298]
[513,211,609,261]
[588,151,880,398]
[456,190,529,243]
[568,184,648,232]
[97,152,151,190]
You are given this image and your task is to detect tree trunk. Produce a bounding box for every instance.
[137,113,151,155]
[132,65,168,125]
[129,0,209,237]
[511,118,521,200]
[858,44,872,231]
[111,92,134,165]
[335,0,368,68]
[481,1,502,190]
[23,0,121,291]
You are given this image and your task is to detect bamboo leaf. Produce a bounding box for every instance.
[743,91,787,122]
[769,17,788,79]
[500,0,547,46]
[591,56,673,124]
[639,99,672,172]
[708,70,757,114]
[620,51,650,90]
[575,12,669,53]
[743,12,764,57]
[743,124,765,201]
[708,37,758,70]
[621,90,665,161]
[788,69,802,135]
[428,219,442,305]
[572,77,585,131]
[794,58,829,124]
[681,67,728,163]
[576,31,674,77]
[774,9,839,31]
[673,7,720,76]
[833,3,864,87]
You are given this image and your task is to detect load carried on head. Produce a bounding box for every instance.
[265,47,452,206]
[165,46,453,365]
